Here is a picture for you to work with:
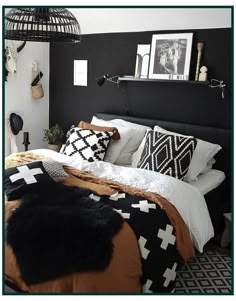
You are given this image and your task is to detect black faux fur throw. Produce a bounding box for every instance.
[6,181,123,285]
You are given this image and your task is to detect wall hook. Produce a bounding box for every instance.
[17,41,26,53]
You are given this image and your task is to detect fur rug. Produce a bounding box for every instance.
[6,181,123,285]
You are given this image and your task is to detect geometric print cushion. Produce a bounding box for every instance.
[138,131,197,180]
[59,125,75,154]
[62,127,113,162]
[5,161,54,201]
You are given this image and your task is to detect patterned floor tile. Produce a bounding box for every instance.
[176,244,232,294]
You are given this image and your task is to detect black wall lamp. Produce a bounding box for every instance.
[96,74,120,87]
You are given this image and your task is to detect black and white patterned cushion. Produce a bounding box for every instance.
[138,131,197,180]
[5,160,68,201]
[62,127,113,162]
[5,161,53,201]
[59,125,75,154]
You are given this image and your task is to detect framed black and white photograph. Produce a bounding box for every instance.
[148,33,193,80]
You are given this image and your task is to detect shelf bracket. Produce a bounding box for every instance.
[208,79,226,99]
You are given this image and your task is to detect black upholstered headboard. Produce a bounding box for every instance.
[96,112,231,214]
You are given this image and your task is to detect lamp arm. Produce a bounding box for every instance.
[107,75,119,83]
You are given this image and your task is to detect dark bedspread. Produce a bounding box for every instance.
[5,153,194,293]
[91,191,182,292]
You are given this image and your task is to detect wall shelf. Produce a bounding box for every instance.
[118,76,209,85]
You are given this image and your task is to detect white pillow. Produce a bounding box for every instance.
[200,158,216,174]
[131,130,150,167]
[110,119,151,165]
[91,116,133,163]
[153,125,222,182]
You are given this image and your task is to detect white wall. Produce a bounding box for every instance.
[69,8,231,35]
[5,42,49,156]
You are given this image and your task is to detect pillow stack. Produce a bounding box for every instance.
[132,125,222,181]
[61,116,222,182]
[109,118,151,165]
[90,116,151,164]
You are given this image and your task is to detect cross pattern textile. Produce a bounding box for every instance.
[92,192,182,293]
[5,161,55,201]
[62,127,113,162]
[132,200,156,212]
[158,224,176,250]
[163,263,178,288]
[138,131,197,180]
[10,165,43,184]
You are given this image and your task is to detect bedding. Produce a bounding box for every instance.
[5,160,54,201]
[137,130,197,180]
[61,127,113,162]
[189,169,226,195]
[6,181,124,286]
[153,125,222,182]
[24,149,214,252]
[131,130,150,167]
[96,113,230,237]
[91,116,133,163]
[111,166,225,196]
[200,158,216,174]
[108,118,151,165]
[132,127,222,182]
[4,150,202,293]
[78,121,120,140]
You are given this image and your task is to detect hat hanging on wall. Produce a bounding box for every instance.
[9,113,23,135]
[5,8,81,43]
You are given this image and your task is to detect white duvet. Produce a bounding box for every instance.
[32,149,214,252]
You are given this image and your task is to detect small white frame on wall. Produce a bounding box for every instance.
[148,33,193,80]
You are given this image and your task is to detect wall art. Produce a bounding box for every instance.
[148,33,193,80]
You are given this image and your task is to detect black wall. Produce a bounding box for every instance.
[50,28,232,132]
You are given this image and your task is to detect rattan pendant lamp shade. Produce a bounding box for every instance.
[5,8,81,43]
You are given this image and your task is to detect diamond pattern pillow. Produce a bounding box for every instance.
[138,131,197,180]
[62,127,113,162]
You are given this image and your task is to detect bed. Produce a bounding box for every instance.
[95,113,231,236]
[4,113,230,294]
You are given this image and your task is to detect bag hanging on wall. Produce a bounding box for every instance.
[32,84,44,99]
[31,71,44,99]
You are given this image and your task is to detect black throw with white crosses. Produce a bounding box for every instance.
[89,192,182,293]
[5,161,182,292]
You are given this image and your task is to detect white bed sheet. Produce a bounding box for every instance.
[116,165,226,196]
[189,169,225,195]
[31,149,214,252]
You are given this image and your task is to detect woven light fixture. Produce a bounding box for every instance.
[5,8,81,43]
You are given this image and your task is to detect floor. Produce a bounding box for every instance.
[175,243,232,293]
[4,243,232,294]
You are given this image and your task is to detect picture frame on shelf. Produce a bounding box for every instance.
[134,44,150,79]
[148,33,193,80]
